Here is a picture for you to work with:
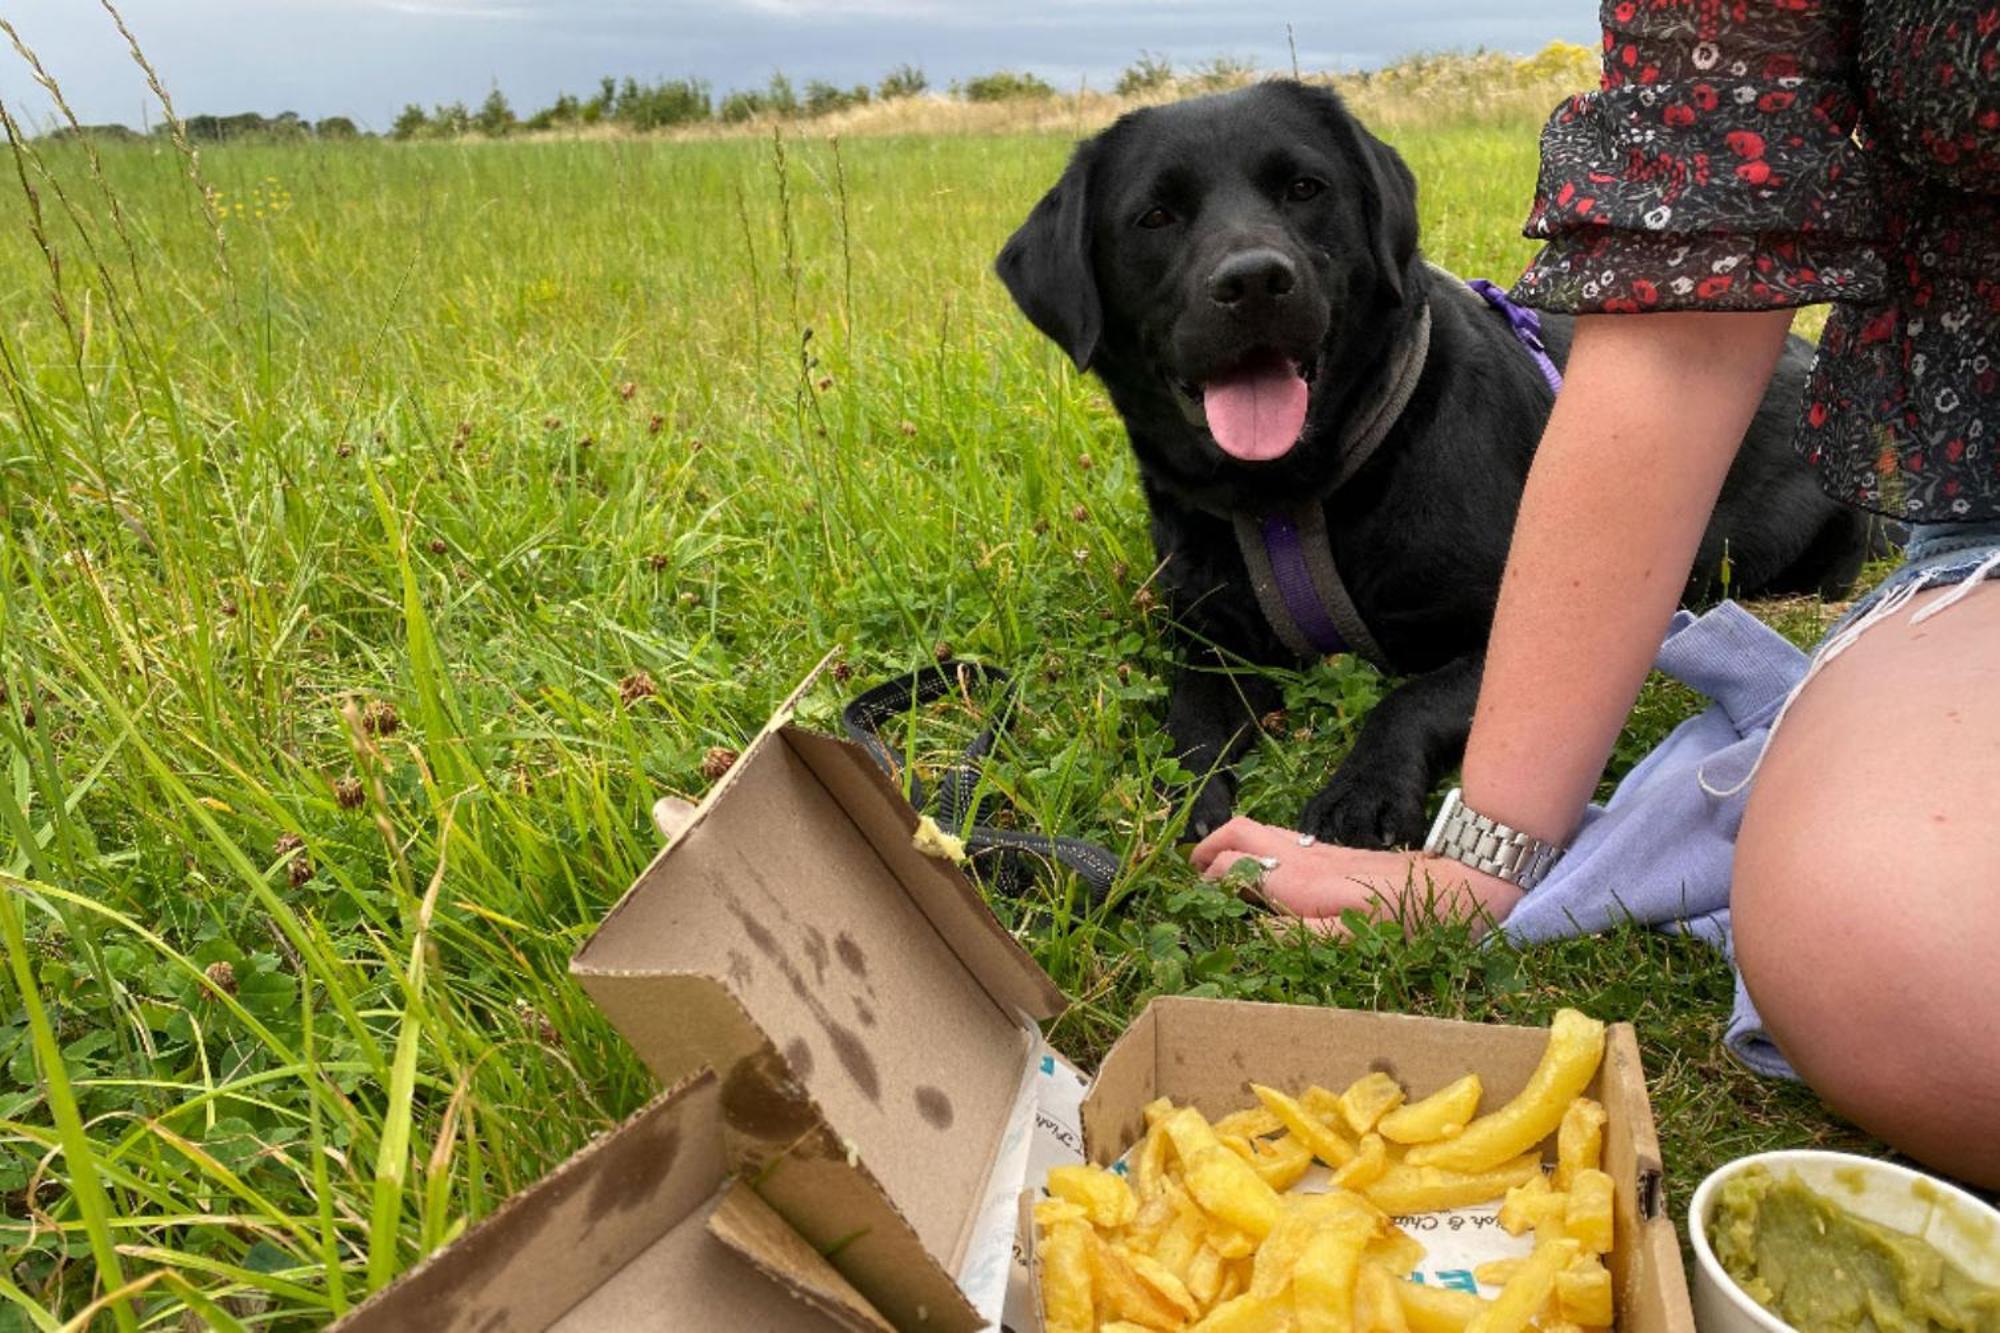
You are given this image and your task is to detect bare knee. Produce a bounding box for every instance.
[1736,795,2000,1189]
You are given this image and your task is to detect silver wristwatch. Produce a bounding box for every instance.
[1422,787,1564,891]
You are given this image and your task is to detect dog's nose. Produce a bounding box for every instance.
[1207,248,1298,308]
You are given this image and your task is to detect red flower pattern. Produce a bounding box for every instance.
[1513,0,2000,521]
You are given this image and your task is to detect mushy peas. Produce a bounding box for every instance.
[1710,1165,2000,1333]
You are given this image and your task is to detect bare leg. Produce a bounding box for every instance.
[1734,580,2000,1188]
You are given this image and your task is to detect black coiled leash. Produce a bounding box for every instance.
[841,660,1120,904]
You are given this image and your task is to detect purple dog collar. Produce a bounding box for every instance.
[1466,278,1564,394]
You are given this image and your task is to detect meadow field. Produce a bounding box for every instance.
[0,49,1873,1329]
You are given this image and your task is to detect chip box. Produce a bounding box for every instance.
[336,664,1698,1331]
[1025,995,1695,1333]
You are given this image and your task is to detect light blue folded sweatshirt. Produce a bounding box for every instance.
[1499,600,1803,1079]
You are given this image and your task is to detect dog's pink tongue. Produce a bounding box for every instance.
[1202,358,1308,461]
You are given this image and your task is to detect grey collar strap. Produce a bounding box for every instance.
[1234,503,1393,668]
[1325,298,1432,494]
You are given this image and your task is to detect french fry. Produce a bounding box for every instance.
[1100,1323,1156,1333]
[1192,1291,1293,1332]
[1185,1144,1283,1240]
[1563,1169,1614,1255]
[1553,1098,1607,1190]
[1144,1096,1177,1128]
[1048,1163,1140,1228]
[1036,1197,1091,1230]
[1134,1117,1174,1204]
[1393,1280,1491,1333]
[1094,1236,1201,1328]
[1040,1219,1095,1333]
[1291,1212,1377,1333]
[1496,1173,1566,1238]
[1377,1074,1483,1145]
[1149,1186,1210,1278]
[1303,1084,1346,1122]
[1330,1133,1390,1190]
[1338,1072,1409,1135]
[1464,1236,1578,1333]
[1253,1083,1358,1167]
[1355,1262,1412,1333]
[1187,1242,1226,1309]
[1227,1132,1316,1192]
[1253,1195,1355,1299]
[1471,1258,1524,1287]
[1215,1106,1286,1139]
[1363,1230,1426,1278]
[1362,1153,1543,1214]
[1555,1257,1614,1326]
[1405,1010,1605,1174]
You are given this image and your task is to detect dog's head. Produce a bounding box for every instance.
[997,81,1419,501]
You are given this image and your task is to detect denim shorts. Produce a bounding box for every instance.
[1818,518,2000,647]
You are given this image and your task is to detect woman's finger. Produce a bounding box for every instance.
[1189,815,1294,871]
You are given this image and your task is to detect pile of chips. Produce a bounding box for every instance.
[1036,1009,1618,1332]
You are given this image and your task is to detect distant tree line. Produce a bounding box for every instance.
[387,63,955,138]
[40,111,362,144]
[34,51,1378,144]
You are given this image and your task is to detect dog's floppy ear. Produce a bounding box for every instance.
[1303,85,1420,305]
[996,143,1102,370]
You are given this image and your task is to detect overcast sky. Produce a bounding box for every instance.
[1,2,1598,132]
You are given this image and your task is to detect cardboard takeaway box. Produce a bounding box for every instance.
[339,666,1064,1331]
[333,1068,882,1332]
[1066,997,1695,1333]
[338,666,1696,1332]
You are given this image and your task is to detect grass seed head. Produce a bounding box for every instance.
[898,419,918,436]
[933,640,952,662]
[362,699,399,736]
[618,381,637,400]
[332,775,364,809]
[428,538,447,555]
[702,746,739,781]
[619,671,657,706]
[831,660,854,684]
[648,413,665,434]
[1261,709,1289,735]
[204,960,238,997]
[1071,504,1089,522]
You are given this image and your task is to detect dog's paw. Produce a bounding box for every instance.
[1177,777,1237,843]
[1299,773,1429,851]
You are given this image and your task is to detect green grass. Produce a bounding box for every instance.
[0,86,1877,1328]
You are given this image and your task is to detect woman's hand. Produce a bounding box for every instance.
[1189,816,1524,935]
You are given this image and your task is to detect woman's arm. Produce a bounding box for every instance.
[1192,309,1799,925]
[1462,308,1799,844]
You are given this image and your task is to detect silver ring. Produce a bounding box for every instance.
[1297,833,1317,848]
[1255,855,1280,871]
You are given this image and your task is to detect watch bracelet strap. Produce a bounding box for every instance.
[1423,787,1564,891]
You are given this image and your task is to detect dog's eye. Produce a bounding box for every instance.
[1285,177,1327,202]
[1135,206,1176,230]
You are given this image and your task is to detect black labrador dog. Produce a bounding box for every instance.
[996,81,1878,850]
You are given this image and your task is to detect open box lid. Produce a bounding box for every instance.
[332,1070,887,1332]
[570,658,1068,1329]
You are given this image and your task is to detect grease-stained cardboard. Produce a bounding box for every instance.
[1048,995,1694,1333]
[333,1069,881,1332]
[568,662,1067,1331]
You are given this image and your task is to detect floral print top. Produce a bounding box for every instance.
[1512,0,2000,522]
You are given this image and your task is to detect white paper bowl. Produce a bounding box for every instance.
[1688,1150,2000,1333]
